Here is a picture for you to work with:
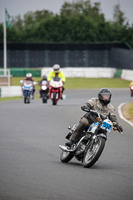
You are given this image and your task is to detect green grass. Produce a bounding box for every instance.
[129,103,133,118]
[13,77,130,89]
[0,96,22,102]
[0,95,40,102]
[65,78,130,89]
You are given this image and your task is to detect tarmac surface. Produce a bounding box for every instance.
[0,89,133,200]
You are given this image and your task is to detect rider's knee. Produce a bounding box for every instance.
[80,117,89,126]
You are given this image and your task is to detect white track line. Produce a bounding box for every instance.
[118,103,133,127]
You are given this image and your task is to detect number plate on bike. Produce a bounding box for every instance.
[101,119,112,132]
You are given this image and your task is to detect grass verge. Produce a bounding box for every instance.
[129,103,133,118]
[13,77,130,90]
[0,96,22,102]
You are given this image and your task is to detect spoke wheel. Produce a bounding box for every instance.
[83,137,106,168]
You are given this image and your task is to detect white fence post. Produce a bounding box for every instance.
[0,69,11,86]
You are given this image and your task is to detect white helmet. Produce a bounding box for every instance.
[53,64,60,73]
[26,73,32,78]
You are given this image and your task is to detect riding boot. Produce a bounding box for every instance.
[65,139,75,147]
[65,117,89,147]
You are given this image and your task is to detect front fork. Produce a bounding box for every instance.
[86,122,102,151]
[88,135,97,150]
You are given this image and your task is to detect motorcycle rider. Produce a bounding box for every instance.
[66,88,123,147]
[24,73,34,82]
[39,75,47,84]
[23,73,35,99]
[47,64,66,99]
[39,75,49,98]
[129,81,133,96]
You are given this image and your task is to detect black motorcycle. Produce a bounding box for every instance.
[39,80,49,103]
[59,107,123,168]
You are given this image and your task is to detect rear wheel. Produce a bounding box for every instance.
[60,150,74,163]
[83,137,106,168]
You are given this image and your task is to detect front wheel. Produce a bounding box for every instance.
[60,150,74,163]
[53,92,57,105]
[24,96,27,104]
[83,137,106,168]
[42,93,47,103]
[24,95,30,103]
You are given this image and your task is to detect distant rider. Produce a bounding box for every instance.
[129,81,133,87]
[23,73,35,99]
[129,81,133,97]
[47,64,66,99]
[66,88,123,147]
[24,73,34,82]
[39,75,49,98]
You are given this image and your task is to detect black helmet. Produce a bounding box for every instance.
[42,75,47,80]
[98,88,112,105]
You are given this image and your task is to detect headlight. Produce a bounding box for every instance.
[42,86,47,90]
[131,86,133,90]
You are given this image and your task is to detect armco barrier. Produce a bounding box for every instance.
[0,86,22,97]
[41,67,116,78]
[121,69,133,81]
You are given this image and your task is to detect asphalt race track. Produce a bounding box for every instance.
[0,89,133,200]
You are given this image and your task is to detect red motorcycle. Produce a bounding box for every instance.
[49,76,63,105]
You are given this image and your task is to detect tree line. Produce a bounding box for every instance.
[0,0,133,48]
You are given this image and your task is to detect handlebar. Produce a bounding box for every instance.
[82,106,123,134]
[81,106,100,117]
[113,122,123,134]
[81,106,90,112]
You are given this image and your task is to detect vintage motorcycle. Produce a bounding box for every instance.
[49,76,63,105]
[59,107,123,168]
[39,80,49,103]
[20,80,36,104]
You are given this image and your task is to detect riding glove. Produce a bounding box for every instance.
[113,122,123,132]
[117,125,123,132]
[81,105,90,111]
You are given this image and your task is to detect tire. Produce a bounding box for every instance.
[83,137,106,168]
[43,98,47,103]
[28,96,31,103]
[42,93,47,103]
[24,93,30,104]
[24,96,27,104]
[53,92,57,105]
[60,150,74,163]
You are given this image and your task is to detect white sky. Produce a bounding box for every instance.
[0,0,133,24]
